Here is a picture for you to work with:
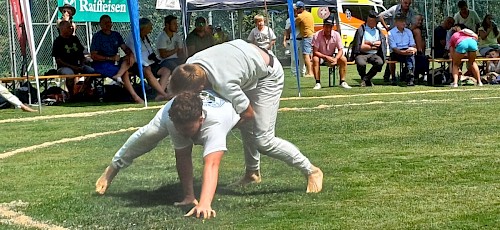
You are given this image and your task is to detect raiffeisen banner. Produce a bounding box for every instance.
[58,0,130,22]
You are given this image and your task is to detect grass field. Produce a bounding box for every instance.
[1,66,499,229]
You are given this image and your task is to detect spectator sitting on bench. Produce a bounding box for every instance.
[351,11,386,87]
[388,14,417,86]
[478,14,500,56]
[113,18,171,101]
[411,14,430,83]
[155,15,184,80]
[90,15,143,104]
[311,16,351,89]
[482,48,500,84]
[51,20,95,97]
[434,17,455,59]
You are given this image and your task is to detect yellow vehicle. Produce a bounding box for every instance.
[311,0,387,48]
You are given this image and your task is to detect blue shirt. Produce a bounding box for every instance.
[90,30,125,57]
[388,27,415,50]
[363,25,380,54]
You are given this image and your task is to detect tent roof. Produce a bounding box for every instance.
[157,0,337,11]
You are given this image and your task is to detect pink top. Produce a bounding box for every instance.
[450,31,477,48]
[312,30,342,56]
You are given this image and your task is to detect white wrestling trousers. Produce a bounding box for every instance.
[240,56,314,175]
[111,107,170,169]
[0,84,23,108]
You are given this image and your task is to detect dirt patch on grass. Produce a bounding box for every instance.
[0,200,68,229]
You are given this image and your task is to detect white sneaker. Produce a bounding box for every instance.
[340,82,352,89]
[477,82,484,87]
[451,83,458,88]
[313,83,322,90]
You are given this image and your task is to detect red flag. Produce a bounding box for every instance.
[9,0,26,55]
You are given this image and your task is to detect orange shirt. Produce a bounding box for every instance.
[295,11,314,38]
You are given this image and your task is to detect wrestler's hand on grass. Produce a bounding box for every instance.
[185,204,216,220]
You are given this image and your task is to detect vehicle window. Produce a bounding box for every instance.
[342,5,374,21]
[376,6,386,14]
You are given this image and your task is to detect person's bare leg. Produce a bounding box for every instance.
[121,72,144,104]
[229,170,261,186]
[306,165,323,193]
[95,165,119,195]
[113,55,135,80]
[338,56,347,81]
[467,52,482,85]
[312,56,320,81]
[389,63,396,81]
[142,67,169,101]
[157,67,171,90]
[452,53,466,86]
[304,53,314,76]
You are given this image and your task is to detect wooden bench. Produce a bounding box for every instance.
[429,57,500,84]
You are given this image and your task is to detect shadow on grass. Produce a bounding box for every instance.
[104,181,300,209]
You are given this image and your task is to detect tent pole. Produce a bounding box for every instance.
[431,0,435,85]
[238,9,243,39]
[230,11,236,40]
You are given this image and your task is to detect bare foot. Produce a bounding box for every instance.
[228,170,261,187]
[20,104,37,112]
[173,197,199,206]
[95,166,119,195]
[306,166,323,193]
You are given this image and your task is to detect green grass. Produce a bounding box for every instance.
[0,66,499,229]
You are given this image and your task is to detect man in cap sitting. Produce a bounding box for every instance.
[388,13,417,86]
[311,16,351,89]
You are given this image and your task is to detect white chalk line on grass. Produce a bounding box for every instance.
[0,127,139,160]
[279,98,452,111]
[0,105,163,124]
[281,88,495,101]
[0,201,68,230]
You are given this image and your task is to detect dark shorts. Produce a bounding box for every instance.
[159,58,181,71]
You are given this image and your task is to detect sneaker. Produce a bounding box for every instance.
[340,81,352,89]
[360,80,367,87]
[451,83,458,88]
[313,83,322,90]
[477,82,484,87]
[407,79,415,86]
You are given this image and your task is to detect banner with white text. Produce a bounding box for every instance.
[58,0,130,22]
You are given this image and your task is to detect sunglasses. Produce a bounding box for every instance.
[63,10,72,14]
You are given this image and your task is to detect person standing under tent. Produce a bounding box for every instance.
[247,14,277,55]
[186,17,215,57]
[169,39,324,194]
[0,84,36,112]
[453,0,481,34]
[284,4,306,77]
[57,4,77,35]
[295,1,315,78]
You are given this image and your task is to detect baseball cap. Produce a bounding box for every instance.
[296,1,305,8]
[394,13,406,21]
[323,16,335,25]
